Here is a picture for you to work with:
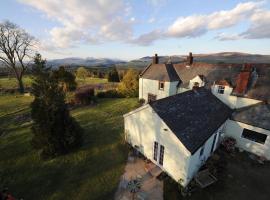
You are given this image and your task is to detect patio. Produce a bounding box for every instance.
[115,153,163,200]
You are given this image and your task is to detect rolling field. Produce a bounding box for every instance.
[0,94,138,200]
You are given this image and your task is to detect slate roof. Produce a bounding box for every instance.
[140,63,181,82]
[232,104,270,131]
[140,61,270,101]
[173,63,270,101]
[150,88,233,154]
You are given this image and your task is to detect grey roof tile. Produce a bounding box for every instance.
[150,88,233,154]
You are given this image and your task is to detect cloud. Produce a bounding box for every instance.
[19,0,270,48]
[146,0,168,6]
[148,17,156,23]
[134,1,269,45]
[19,0,133,48]
[215,33,243,41]
[167,1,261,38]
[241,9,270,39]
[131,30,165,46]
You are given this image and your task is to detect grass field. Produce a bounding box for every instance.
[76,77,108,87]
[0,76,33,89]
[0,94,139,200]
[0,76,108,89]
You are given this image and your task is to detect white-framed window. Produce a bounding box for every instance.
[217,85,225,94]
[159,81,165,90]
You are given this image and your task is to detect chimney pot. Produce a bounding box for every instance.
[153,53,159,64]
[187,52,193,65]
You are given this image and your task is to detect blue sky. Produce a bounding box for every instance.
[1,0,270,60]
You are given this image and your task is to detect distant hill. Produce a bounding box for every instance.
[120,52,270,69]
[47,57,127,68]
[1,52,269,70]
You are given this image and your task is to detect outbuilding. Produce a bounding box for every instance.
[124,88,232,186]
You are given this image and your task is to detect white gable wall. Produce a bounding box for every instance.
[124,105,191,185]
[188,75,205,89]
[211,85,261,109]
[186,123,225,182]
[139,78,178,101]
[224,120,270,159]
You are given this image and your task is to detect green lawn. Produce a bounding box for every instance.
[0,76,33,89]
[0,76,108,90]
[76,77,108,87]
[0,94,139,200]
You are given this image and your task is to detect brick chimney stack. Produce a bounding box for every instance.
[187,52,193,65]
[153,53,159,64]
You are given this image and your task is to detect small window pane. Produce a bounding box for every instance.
[159,81,164,90]
[159,145,164,166]
[218,86,225,94]
[241,129,267,144]
[153,141,158,161]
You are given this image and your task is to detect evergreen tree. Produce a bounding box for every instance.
[31,54,82,158]
[107,66,120,82]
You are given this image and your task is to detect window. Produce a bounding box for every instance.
[193,82,199,87]
[200,145,204,157]
[217,85,225,94]
[159,145,165,166]
[153,141,158,161]
[159,81,165,90]
[241,129,267,144]
[148,93,156,103]
[211,134,217,153]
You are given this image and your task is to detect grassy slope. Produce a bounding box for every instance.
[0,76,108,89]
[0,95,138,200]
[0,76,33,89]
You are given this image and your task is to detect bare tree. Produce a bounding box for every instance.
[0,20,35,93]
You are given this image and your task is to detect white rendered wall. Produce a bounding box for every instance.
[211,85,261,109]
[188,76,205,89]
[139,78,178,101]
[224,120,270,159]
[124,105,191,186]
[186,124,225,182]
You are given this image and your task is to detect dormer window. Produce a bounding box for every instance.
[159,81,165,90]
[217,85,225,94]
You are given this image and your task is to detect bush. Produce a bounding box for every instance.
[97,89,124,98]
[75,88,96,105]
[221,137,236,153]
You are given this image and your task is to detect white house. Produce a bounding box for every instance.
[139,54,181,102]
[126,53,270,187]
[124,88,232,186]
[224,104,270,159]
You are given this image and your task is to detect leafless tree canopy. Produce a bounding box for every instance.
[0,20,35,92]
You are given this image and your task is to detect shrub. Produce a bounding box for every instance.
[97,89,124,98]
[74,88,96,105]
[221,137,236,153]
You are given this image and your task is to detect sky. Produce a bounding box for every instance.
[0,0,270,60]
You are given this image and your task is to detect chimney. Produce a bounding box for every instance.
[187,52,193,65]
[153,53,159,64]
